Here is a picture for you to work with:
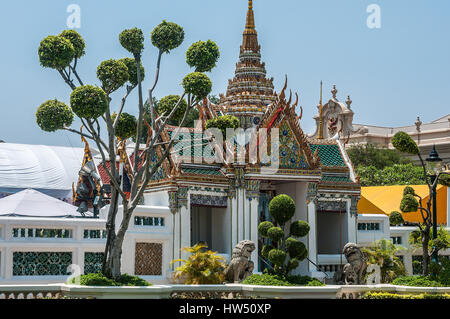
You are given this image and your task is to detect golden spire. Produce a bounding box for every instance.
[242,0,259,52]
[317,81,324,139]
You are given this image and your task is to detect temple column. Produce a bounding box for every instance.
[249,196,259,265]
[237,188,245,242]
[347,197,357,244]
[307,201,318,273]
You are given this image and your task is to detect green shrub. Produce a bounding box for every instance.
[362,292,450,299]
[97,59,129,94]
[392,131,420,155]
[392,275,444,287]
[258,221,274,238]
[186,40,220,72]
[151,20,184,53]
[403,186,415,196]
[286,237,307,260]
[242,273,324,287]
[72,273,150,286]
[70,85,108,119]
[269,194,296,225]
[400,194,419,212]
[157,95,188,125]
[111,112,137,140]
[119,57,145,87]
[182,72,212,99]
[267,227,284,243]
[205,115,240,138]
[36,99,74,132]
[389,211,404,226]
[268,249,286,268]
[38,35,75,69]
[119,28,144,56]
[59,30,86,59]
[290,220,310,237]
[261,244,274,259]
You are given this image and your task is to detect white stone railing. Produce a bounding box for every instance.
[1,283,449,299]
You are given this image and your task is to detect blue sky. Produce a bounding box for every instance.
[0,0,449,148]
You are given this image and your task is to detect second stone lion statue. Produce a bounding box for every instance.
[224,240,256,283]
[342,242,367,285]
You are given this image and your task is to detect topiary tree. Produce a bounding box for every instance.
[35,24,219,280]
[205,115,240,138]
[258,194,310,275]
[186,40,220,72]
[157,95,188,126]
[392,132,450,275]
[389,211,404,226]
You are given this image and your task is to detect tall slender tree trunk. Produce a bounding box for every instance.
[422,229,430,275]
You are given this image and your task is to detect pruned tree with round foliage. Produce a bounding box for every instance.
[111,112,137,140]
[157,95,188,126]
[36,99,74,132]
[186,40,220,72]
[38,35,75,69]
[392,131,450,275]
[70,85,108,119]
[35,23,220,281]
[119,28,144,57]
[119,57,145,87]
[151,20,185,53]
[389,211,404,226]
[182,72,212,100]
[97,59,129,94]
[205,115,240,139]
[59,30,86,59]
[258,194,310,275]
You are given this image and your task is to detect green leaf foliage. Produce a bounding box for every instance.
[267,227,284,243]
[355,164,425,186]
[258,221,274,237]
[171,243,226,285]
[362,239,406,283]
[119,57,145,87]
[290,220,310,237]
[186,40,220,72]
[403,186,415,196]
[97,59,129,94]
[38,35,75,69]
[72,273,150,286]
[392,131,420,155]
[347,143,411,170]
[242,273,324,286]
[182,72,212,99]
[59,30,85,59]
[205,115,240,138]
[119,28,144,56]
[269,194,296,225]
[362,292,450,299]
[391,275,444,287]
[261,244,274,259]
[36,99,74,132]
[157,95,188,125]
[286,237,307,260]
[151,20,184,53]
[268,249,286,268]
[70,85,108,119]
[111,112,137,140]
[389,211,404,226]
[400,194,419,212]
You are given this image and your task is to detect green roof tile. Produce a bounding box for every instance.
[310,144,346,167]
[182,167,223,176]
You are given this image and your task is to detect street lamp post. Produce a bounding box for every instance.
[425,145,443,264]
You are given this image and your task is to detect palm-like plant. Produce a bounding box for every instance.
[171,243,226,284]
[363,239,406,283]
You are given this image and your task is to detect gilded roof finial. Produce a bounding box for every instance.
[242,0,258,51]
[318,81,324,139]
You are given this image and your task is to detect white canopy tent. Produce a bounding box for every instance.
[0,143,98,199]
[0,188,92,218]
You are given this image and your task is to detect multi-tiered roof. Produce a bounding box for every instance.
[219,0,276,128]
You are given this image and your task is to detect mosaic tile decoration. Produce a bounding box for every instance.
[84,252,104,274]
[135,243,163,276]
[13,252,72,276]
[190,194,228,207]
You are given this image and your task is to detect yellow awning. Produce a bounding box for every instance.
[357,185,447,225]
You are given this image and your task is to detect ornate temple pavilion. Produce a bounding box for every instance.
[84,0,361,280]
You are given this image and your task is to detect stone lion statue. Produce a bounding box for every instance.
[342,242,367,285]
[224,240,256,283]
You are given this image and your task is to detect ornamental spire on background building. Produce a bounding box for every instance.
[317,81,324,139]
[219,0,276,128]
